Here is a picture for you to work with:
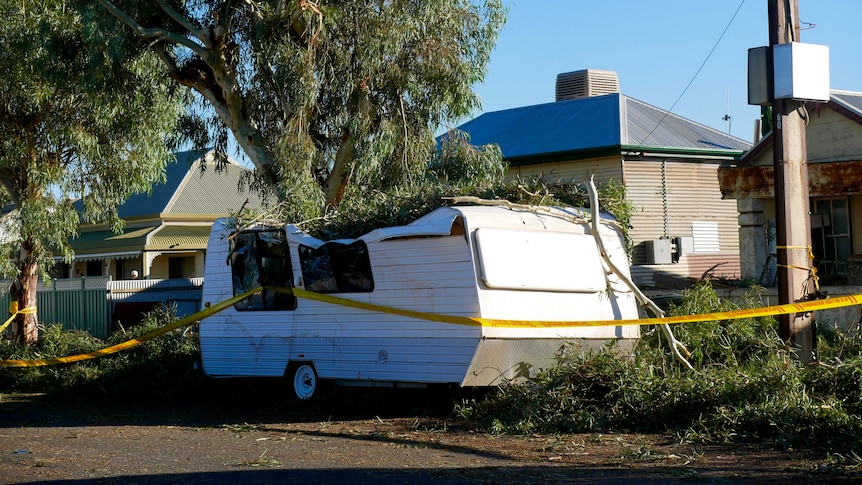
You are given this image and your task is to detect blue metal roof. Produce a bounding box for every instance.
[453,93,750,161]
[456,95,622,159]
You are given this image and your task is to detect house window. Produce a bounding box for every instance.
[812,197,852,283]
[230,230,296,311]
[299,241,374,293]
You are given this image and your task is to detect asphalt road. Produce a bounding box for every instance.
[0,382,854,484]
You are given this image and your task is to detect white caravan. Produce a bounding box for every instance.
[199,204,640,399]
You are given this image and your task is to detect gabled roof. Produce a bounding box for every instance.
[120,149,266,219]
[453,93,750,163]
[829,90,862,124]
[739,90,862,165]
[68,150,272,260]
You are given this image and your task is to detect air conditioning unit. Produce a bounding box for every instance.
[555,69,620,101]
[645,239,673,265]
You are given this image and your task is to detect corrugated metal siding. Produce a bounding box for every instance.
[624,160,666,245]
[665,161,740,258]
[506,156,623,186]
[1,277,111,339]
[625,159,741,284]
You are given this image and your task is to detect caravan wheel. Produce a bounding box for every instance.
[291,364,317,400]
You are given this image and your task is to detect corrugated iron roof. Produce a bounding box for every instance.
[69,224,213,260]
[146,225,212,250]
[71,226,158,254]
[452,93,750,162]
[454,95,621,160]
[623,97,750,151]
[831,90,862,117]
[119,150,205,218]
[117,149,269,218]
[166,162,264,215]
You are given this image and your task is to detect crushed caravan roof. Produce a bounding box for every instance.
[286,204,610,248]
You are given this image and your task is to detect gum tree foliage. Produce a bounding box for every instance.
[98,0,506,217]
[0,1,183,342]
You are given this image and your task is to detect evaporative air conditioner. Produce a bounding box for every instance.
[555,69,620,101]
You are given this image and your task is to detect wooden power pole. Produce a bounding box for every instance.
[768,0,816,362]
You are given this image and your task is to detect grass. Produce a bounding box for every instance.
[0,306,202,399]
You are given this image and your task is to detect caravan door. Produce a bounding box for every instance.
[227,229,298,375]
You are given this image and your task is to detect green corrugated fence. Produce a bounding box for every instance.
[1,277,111,339]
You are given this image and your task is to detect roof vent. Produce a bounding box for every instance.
[555,69,620,101]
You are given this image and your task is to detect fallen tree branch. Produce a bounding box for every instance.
[585,176,693,370]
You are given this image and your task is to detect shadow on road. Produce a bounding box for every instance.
[0,377,484,429]
[0,466,695,485]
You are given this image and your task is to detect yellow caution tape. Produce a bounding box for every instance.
[287,287,862,329]
[1,304,38,335]
[0,288,259,367]
[4,285,862,367]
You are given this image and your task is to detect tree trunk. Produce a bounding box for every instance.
[322,131,354,208]
[10,239,39,343]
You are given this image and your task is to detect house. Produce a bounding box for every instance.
[454,70,751,287]
[58,149,271,281]
[718,90,862,286]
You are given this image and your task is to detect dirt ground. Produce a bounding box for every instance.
[0,381,857,484]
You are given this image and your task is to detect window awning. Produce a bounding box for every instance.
[146,225,212,251]
[70,226,158,257]
[68,251,141,262]
[67,224,212,261]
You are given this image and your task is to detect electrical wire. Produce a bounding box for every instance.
[637,0,747,145]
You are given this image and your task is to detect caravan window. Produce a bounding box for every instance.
[230,230,296,311]
[299,241,374,293]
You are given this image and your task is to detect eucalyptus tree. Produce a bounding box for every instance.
[0,1,184,342]
[99,0,505,214]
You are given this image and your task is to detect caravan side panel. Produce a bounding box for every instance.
[289,235,482,384]
[199,221,295,377]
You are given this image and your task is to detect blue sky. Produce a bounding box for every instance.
[466,0,860,143]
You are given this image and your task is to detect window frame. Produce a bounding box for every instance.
[298,240,375,294]
[229,229,297,311]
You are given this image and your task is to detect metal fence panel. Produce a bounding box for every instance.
[1,277,111,339]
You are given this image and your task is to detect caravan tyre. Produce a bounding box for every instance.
[291,363,317,400]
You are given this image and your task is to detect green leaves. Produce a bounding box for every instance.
[460,281,862,452]
[101,0,506,209]
[0,1,184,339]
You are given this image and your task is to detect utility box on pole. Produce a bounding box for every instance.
[772,42,830,102]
